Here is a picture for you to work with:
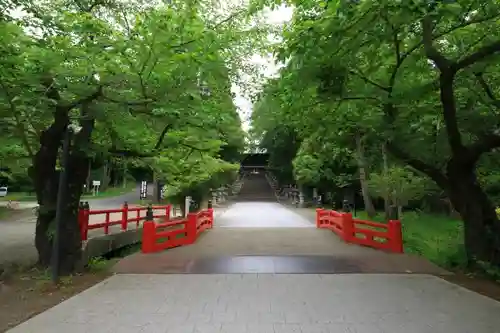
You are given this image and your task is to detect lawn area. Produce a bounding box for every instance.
[354,211,466,269]
[0,184,135,202]
[82,184,136,199]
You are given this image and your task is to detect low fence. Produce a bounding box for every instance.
[77,202,172,241]
[316,209,403,253]
[142,208,213,253]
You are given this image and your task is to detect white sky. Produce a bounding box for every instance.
[233,5,293,131]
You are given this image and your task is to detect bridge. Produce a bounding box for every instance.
[8,169,500,332]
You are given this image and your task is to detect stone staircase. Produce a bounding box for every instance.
[236,171,276,202]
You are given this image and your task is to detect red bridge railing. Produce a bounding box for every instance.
[141,208,213,253]
[316,209,403,253]
[77,202,171,241]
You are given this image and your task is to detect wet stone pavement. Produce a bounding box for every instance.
[8,274,500,333]
[7,200,500,332]
[215,202,313,228]
[113,201,449,275]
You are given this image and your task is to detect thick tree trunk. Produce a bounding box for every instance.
[355,134,376,218]
[31,143,89,273]
[29,98,96,274]
[447,163,500,266]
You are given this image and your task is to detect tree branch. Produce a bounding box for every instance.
[103,95,155,106]
[403,12,500,66]
[467,133,500,163]
[63,86,103,111]
[381,11,401,64]
[475,72,500,108]
[421,16,452,70]
[386,142,449,188]
[154,124,173,150]
[349,70,389,92]
[421,15,465,153]
[107,148,155,158]
[454,40,500,72]
[439,70,465,153]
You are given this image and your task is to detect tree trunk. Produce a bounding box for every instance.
[122,163,128,189]
[447,163,500,267]
[30,135,88,273]
[381,142,391,220]
[355,133,376,218]
[86,160,91,193]
[29,99,96,274]
[102,160,111,191]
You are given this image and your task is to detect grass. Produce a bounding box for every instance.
[0,184,135,202]
[0,207,9,219]
[0,193,37,202]
[82,184,135,199]
[354,210,467,270]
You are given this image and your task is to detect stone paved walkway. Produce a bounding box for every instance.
[7,201,500,332]
[8,274,500,333]
[216,202,312,228]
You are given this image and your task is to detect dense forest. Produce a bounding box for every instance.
[250,0,500,269]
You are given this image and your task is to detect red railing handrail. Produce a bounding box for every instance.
[316,208,403,253]
[352,218,387,229]
[141,208,214,253]
[77,203,172,241]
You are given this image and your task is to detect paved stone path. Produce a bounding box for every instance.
[7,201,500,332]
[8,274,500,333]
[216,202,312,228]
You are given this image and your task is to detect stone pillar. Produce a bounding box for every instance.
[299,192,304,207]
[185,196,191,217]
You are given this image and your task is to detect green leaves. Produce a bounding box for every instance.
[368,167,435,208]
[0,0,266,195]
[253,0,500,187]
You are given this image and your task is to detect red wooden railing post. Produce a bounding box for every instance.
[81,201,90,241]
[165,205,171,223]
[186,213,198,243]
[104,212,110,234]
[208,208,214,228]
[342,213,354,242]
[388,220,404,253]
[316,208,323,228]
[121,202,129,231]
[142,220,157,253]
